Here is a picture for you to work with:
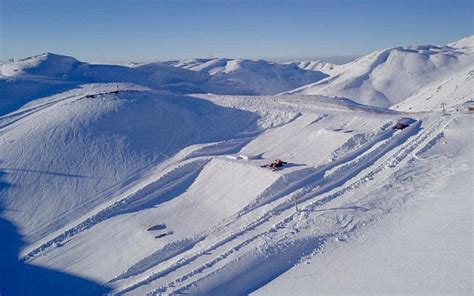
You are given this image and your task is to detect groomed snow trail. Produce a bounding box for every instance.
[174,115,453,295]
[114,113,451,295]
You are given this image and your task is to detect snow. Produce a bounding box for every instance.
[0,55,328,115]
[0,86,257,243]
[0,36,473,295]
[254,115,473,295]
[392,66,474,112]
[286,60,339,75]
[166,57,329,95]
[1,53,81,77]
[286,36,474,109]
[448,35,474,49]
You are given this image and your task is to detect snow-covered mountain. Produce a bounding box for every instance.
[448,35,474,49]
[286,60,339,74]
[0,85,257,244]
[163,57,329,95]
[287,36,474,109]
[0,55,328,115]
[2,53,82,78]
[1,53,207,84]
[393,65,474,111]
[0,53,209,115]
[0,36,473,295]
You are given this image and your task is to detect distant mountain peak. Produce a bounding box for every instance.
[286,36,474,108]
[448,35,474,49]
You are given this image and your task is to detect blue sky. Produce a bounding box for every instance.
[1,0,473,63]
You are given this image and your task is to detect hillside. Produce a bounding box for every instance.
[287,36,474,109]
[0,54,209,115]
[1,55,328,116]
[164,57,329,95]
[0,36,473,295]
[286,60,339,75]
[0,85,256,243]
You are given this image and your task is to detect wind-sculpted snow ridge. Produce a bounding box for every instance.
[286,36,474,109]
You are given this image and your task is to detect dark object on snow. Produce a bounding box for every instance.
[155,231,174,239]
[147,224,167,231]
[393,123,409,130]
[261,159,288,171]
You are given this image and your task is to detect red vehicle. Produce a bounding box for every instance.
[261,159,288,171]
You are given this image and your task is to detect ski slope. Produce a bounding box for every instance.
[0,36,473,295]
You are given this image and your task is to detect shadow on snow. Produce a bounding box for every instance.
[0,171,111,296]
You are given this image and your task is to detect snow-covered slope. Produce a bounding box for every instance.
[287,60,339,75]
[0,55,328,115]
[207,59,328,95]
[1,53,207,85]
[254,115,473,295]
[1,54,81,78]
[2,80,471,295]
[448,35,474,49]
[161,58,221,72]
[1,36,473,296]
[393,66,474,112]
[391,36,474,111]
[0,85,257,243]
[287,36,474,108]
[0,54,210,115]
[163,58,329,95]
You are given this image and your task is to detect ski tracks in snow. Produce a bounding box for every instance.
[21,132,258,262]
[114,115,452,295]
